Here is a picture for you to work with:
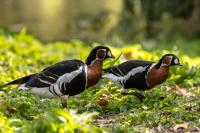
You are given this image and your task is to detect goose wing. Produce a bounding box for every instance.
[105,60,154,77]
[25,60,84,88]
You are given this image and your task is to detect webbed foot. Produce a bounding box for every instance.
[60,95,69,108]
[132,92,145,102]
[121,91,145,102]
[61,102,68,108]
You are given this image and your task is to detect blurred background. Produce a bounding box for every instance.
[0,0,200,43]
[0,1,200,132]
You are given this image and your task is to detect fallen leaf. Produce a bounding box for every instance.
[0,98,5,105]
[96,95,109,106]
[173,122,189,132]
[123,52,132,59]
[7,106,17,113]
[173,85,195,97]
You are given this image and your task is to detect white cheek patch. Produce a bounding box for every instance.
[174,58,178,64]
[108,51,112,57]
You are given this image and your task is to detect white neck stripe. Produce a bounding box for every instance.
[89,58,103,66]
[161,63,169,67]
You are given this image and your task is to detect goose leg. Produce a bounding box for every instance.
[121,88,145,102]
[61,95,69,108]
[121,88,128,95]
[132,92,145,102]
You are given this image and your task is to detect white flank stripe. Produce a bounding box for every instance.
[111,68,121,77]
[18,84,29,91]
[103,66,147,87]
[116,66,124,76]
[57,66,83,83]
[17,66,84,98]
[122,66,147,81]
[50,85,63,96]
[49,65,83,96]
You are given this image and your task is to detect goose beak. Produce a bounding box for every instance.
[178,63,183,66]
[110,54,115,58]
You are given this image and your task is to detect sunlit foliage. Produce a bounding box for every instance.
[0,30,199,132]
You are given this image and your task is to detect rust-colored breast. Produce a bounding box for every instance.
[146,66,169,88]
[86,60,103,88]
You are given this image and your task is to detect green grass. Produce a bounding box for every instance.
[0,30,200,133]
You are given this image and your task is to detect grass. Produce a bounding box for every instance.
[0,29,200,133]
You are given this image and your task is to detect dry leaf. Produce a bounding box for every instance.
[173,122,189,132]
[173,85,195,97]
[123,52,132,59]
[0,98,5,105]
[96,95,109,106]
[7,106,17,113]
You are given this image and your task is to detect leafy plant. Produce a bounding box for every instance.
[0,30,199,132]
[20,110,102,133]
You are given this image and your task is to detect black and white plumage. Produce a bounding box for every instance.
[18,60,87,98]
[103,54,182,101]
[103,60,154,90]
[6,46,114,107]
